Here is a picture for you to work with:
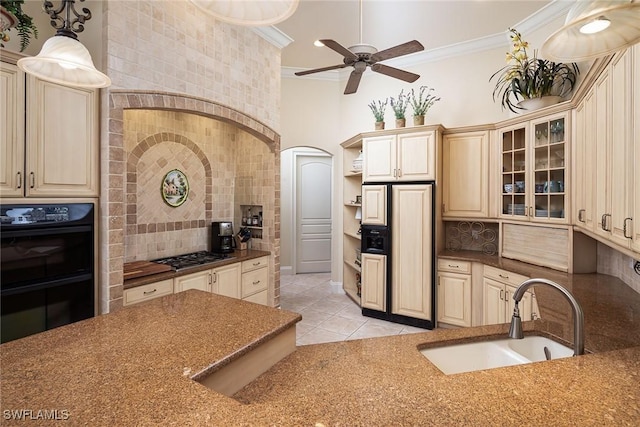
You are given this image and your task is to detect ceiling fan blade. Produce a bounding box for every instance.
[370,40,424,62]
[371,63,420,83]
[295,63,350,76]
[320,39,359,61]
[344,70,363,94]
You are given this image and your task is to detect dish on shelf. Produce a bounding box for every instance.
[506,204,526,215]
[504,183,513,193]
[535,210,563,218]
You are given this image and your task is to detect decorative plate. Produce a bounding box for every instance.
[161,169,189,207]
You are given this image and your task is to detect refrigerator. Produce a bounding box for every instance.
[360,181,436,330]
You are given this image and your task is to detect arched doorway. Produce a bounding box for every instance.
[281,147,333,274]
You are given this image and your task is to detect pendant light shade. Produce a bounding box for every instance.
[16,0,110,89]
[17,35,111,88]
[190,0,299,26]
[541,0,640,62]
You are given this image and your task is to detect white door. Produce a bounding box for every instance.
[295,154,332,273]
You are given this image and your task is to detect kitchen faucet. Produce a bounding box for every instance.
[508,278,584,356]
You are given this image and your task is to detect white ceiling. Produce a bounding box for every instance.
[275,0,561,70]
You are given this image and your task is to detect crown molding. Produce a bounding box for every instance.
[281,0,575,81]
[253,26,294,49]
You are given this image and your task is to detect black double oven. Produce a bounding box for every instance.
[1,204,96,344]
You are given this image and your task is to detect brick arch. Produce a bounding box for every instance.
[104,90,281,314]
[126,132,213,231]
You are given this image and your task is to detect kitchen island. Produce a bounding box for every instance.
[2,267,640,425]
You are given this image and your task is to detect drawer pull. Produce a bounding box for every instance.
[499,274,509,279]
[143,289,157,295]
[447,264,458,268]
[253,262,261,266]
[623,218,632,239]
[252,280,261,285]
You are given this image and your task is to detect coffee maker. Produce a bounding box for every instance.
[211,221,234,254]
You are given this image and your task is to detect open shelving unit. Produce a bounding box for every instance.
[341,137,363,305]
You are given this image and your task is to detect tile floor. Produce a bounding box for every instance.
[280,272,429,346]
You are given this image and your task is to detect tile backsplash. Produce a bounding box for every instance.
[597,243,640,294]
[123,109,274,262]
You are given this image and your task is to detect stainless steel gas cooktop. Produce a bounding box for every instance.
[151,251,233,271]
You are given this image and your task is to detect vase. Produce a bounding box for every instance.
[395,118,406,128]
[413,115,425,126]
[375,121,385,130]
[1,6,18,32]
[517,96,563,111]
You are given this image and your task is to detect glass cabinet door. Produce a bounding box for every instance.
[532,116,566,220]
[501,127,527,218]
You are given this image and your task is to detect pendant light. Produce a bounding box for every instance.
[17,0,110,88]
[189,0,299,26]
[541,0,640,62]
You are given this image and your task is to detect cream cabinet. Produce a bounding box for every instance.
[241,256,268,305]
[0,59,99,198]
[573,90,597,232]
[574,46,638,253]
[482,266,535,325]
[437,259,472,327]
[123,279,174,306]
[633,45,640,253]
[594,50,634,248]
[0,61,24,197]
[391,184,433,321]
[212,263,242,299]
[361,184,386,225]
[498,112,569,224]
[363,131,436,182]
[442,130,490,218]
[174,270,212,293]
[361,253,386,312]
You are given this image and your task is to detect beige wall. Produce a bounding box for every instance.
[123,109,275,263]
[101,1,283,313]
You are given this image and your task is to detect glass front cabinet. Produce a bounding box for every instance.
[499,112,569,223]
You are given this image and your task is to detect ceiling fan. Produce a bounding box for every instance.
[294,0,424,94]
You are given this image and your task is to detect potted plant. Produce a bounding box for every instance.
[368,98,388,130]
[409,85,441,126]
[490,28,579,113]
[1,0,37,51]
[390,90,409,128]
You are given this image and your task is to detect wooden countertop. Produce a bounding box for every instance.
[123,249,271,290]
[1,254,639,425]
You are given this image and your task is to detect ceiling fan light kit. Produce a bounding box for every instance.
[541,0,640,62]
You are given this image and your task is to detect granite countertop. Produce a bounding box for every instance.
[2,254,640,425]
[123,249,271,289]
